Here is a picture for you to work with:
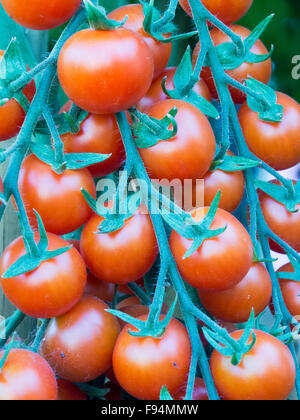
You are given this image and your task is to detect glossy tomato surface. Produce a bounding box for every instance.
[41,295,120,383]
[0,232,86,318]
[211,330,296,400]
[0,349,57,400]
[239,92,300,170]
[277,263,300,317]
[57,379,87,401]
[174,377,209,400]
[18,154,96,235]
[58,28,154,114]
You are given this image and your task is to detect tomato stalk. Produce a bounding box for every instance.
[0,310,25,348]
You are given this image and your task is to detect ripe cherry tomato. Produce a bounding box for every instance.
[1,0,82,30]
[198,262,272,323]
[41,295,120,383]
[80,206,158,285]
[109,4,172,80]
[259,180,300,253]
[58,28,154,114]
[0,349,57,400]
[139,99,216,182]
[18,154,96,235]
[0,232,86,318]
[193,25,272,104]
[137,67,211,111]
[57,379,87,401]
[117,304,149,330]
[116,296,141,309]
[0,51,35,142]
[113,315,191,400]
[239,92,300,170]
[179,0,253,25]
[211,330,296,400]
[85,273,116,303]
[277,263,300,317]
[170,207,253,291]
[174,377,209,400]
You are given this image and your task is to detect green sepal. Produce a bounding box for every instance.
[106,309,146,330]
[244,14,275,52]
[244,46,274,64]
[83,0,127,30]
[35,108,89,136]
[277,253,300,282]
[212,154,260,172]
[160,386,173,401]
[13,91,30,113]
[76,384,110,400]
[202,328,235,357]
[141,0,177,41]
[255,179,299,213]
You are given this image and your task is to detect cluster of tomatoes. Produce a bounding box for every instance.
[0,0,299,401]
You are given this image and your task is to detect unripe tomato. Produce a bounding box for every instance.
[109,4,172,80]
[211,330,296,400]
[0,232,86,318]
[57,379,87,401]
[137,67,211,111]
[41,295,120,383]
[139,99,216,182]
[193,25,272,104]
[198,263,272,323]
[239,92,300,171]
[113,315,191,400]
[170,207,253,291]
[174,377,209,400]
[1,0,82,30]
[18,154,96,235]
[277,263,300,317]
[58,28,154,114]
[0,349,57,400]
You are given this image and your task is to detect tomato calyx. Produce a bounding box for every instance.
[211,152,259,172]
[84,0,127,31]
[256,179,300,213]
[255,311,288,340]
[160,386,173,400]
[277,254,300,283]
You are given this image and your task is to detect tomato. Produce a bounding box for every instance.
[239,92,300,170]
[117,304,149,330]
[179,0,253,25]
[139,99,216,182]
[18,154,96,235]
[198,263,272,323]
[259,180,300,253]
[193,25,272,104]
[0,51,35,142]
[174,377,209,401]
[58,28,154,114]
[277,263,300,317]
[0,232,86,318]
[112,315,191,400]
[80,206,158,285]
[41,295,120,383]
[137,67,211,112]
[109,4,172,80]
[1,0,81,30]
[0,349,57,400]
[85,273,116,303]
[211,330,296,400]
[170,207,253,291]
[57,379,87,401]
[116,296,142,309]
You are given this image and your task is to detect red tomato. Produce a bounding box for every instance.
[116,296,142,309]
[85,273,116,303]
[137,67,211,111]
[277,263,300,317]
[179,0,253,25]
[109,4,172,80]
[41,295,120,383]
[174,377,209,401]
[239,92,300,171]
[0,349,57,400]
[0,51,35,142]
[259,180,300,253]
[1,0,81,30]
[198,263,272,323]
[193,25,272,104]
[58,28,154,114]
[211,330,296,400]
[57,379,87,401]
[139,99,216,182]
[170,207,253,291]
[113,315,191,400]
[118,277,145,295]
[18,154,96,235]
[0,232,86,318]
[80,206,158,285]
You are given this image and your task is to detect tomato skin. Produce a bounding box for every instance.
[85,273,116,303]
[18,154,96,235]
[109,4,172,80]
[179,0,253,25]
[0,232,86,318]
[193,25,272,104]
[170,207,253,291]
[174,377,209,401]
[139,99,216,182]
[0,349,57,400]
[80,208,158,285]
[239,92,300,171]
[41,295,120,383]
[113,315,191,400]
[137,67,211,112]
[1,0,81,30]
[277,263,300,317]
[58,28,154,114]
[57,379,87,401]
[198,263,272,323]
[211,330,296,400]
